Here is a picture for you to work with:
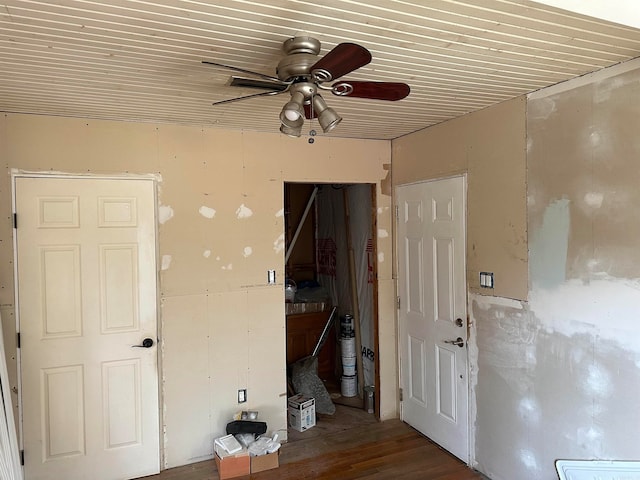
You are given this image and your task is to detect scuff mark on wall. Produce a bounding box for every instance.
[529,198,570,289]
[275,208,284,217]
[199,206,216,218]
[159,205,174,224]
[236,204,253,219]
[161,254,172,270]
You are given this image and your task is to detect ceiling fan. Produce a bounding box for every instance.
[202,35,410,137]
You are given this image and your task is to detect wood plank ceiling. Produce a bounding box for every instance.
[1,0,639,140]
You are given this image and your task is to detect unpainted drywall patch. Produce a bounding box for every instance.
[236,204,253,219]
[529,198,570,289]
[161,254,172,270]
[159,205,174,224]
[243,246,252,257]
[584,192,604,208]
[199,206,216,219]
[529,275,640,351]
[203,250,211,258]
[378,229,389,238]
[528,96,556,120]
[519,449,540,473]
[273,233,285,253]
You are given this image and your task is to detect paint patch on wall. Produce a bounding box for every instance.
[584,192,604,208]
[378,252,384,263]
[273,233,285,253]
[222,263,233,270]
[159,205,174,224]
[529,276,640,351]
[519,449,539,472]
[378,229,389,238]
[203,250,211,258]
[275,208,284,217]
[199,206,216,218]
[518,397,541,425]
[161,254,172,270]
[529,199,570,289]
[243,247,252,258]
[236,204,253,219]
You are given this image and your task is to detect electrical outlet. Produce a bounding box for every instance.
[238,389,247,403]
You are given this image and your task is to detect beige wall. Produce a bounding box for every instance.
[0,113,396,468]
[392,97,528,301]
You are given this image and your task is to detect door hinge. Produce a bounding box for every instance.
[396,296,401,310]
[13,213,17,229]
[16,332,20,349]
[395,205,399,220]
[399,388,403,402]
[20,449,24,466]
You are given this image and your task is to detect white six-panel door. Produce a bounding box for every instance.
[15,176,160,480]
[397,176,469,462]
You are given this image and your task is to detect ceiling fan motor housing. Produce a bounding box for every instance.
[276,36,321,81]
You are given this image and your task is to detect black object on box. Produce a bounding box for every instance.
[225,420,267,436]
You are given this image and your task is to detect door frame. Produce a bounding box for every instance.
[11,170,164,474]
[283,182,381,418]
[394,174,471,462]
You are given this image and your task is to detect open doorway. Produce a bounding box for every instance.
[284,182,380,440]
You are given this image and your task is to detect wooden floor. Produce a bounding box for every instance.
[144,406,486,480]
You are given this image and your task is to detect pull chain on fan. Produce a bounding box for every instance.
[203,35,410,137]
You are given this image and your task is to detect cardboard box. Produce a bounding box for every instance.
[214,450,250,480]
[288,394,316,432]
[251,451,279,473]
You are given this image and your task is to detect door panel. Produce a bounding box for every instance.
[16,176,159,480]
[397,176,468,462]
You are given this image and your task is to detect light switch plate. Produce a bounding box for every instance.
[480,272,494,288]
[238,389,247,403]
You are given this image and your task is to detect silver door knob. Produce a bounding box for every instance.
[444,337,464,348]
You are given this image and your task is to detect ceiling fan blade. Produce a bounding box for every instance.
[331,81,410,101]
[310,43,372,82]
[202,60,287,84]
[303,103,318,119]
[212,89,285,106]
[230,76,289,92]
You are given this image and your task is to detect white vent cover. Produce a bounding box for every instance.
[556,460,640,479]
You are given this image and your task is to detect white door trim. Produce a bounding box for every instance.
[11,171,163,476]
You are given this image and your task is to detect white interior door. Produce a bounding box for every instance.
[396,176,468,462]
[15,176,160,480]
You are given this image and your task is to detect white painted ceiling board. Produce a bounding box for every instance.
[1,0,639,140]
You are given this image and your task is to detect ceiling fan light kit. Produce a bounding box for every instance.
[203,35,410,138]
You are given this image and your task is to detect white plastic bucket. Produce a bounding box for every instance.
[342,355,356,376]
[341,375,357,397]
[340,336,356,357]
